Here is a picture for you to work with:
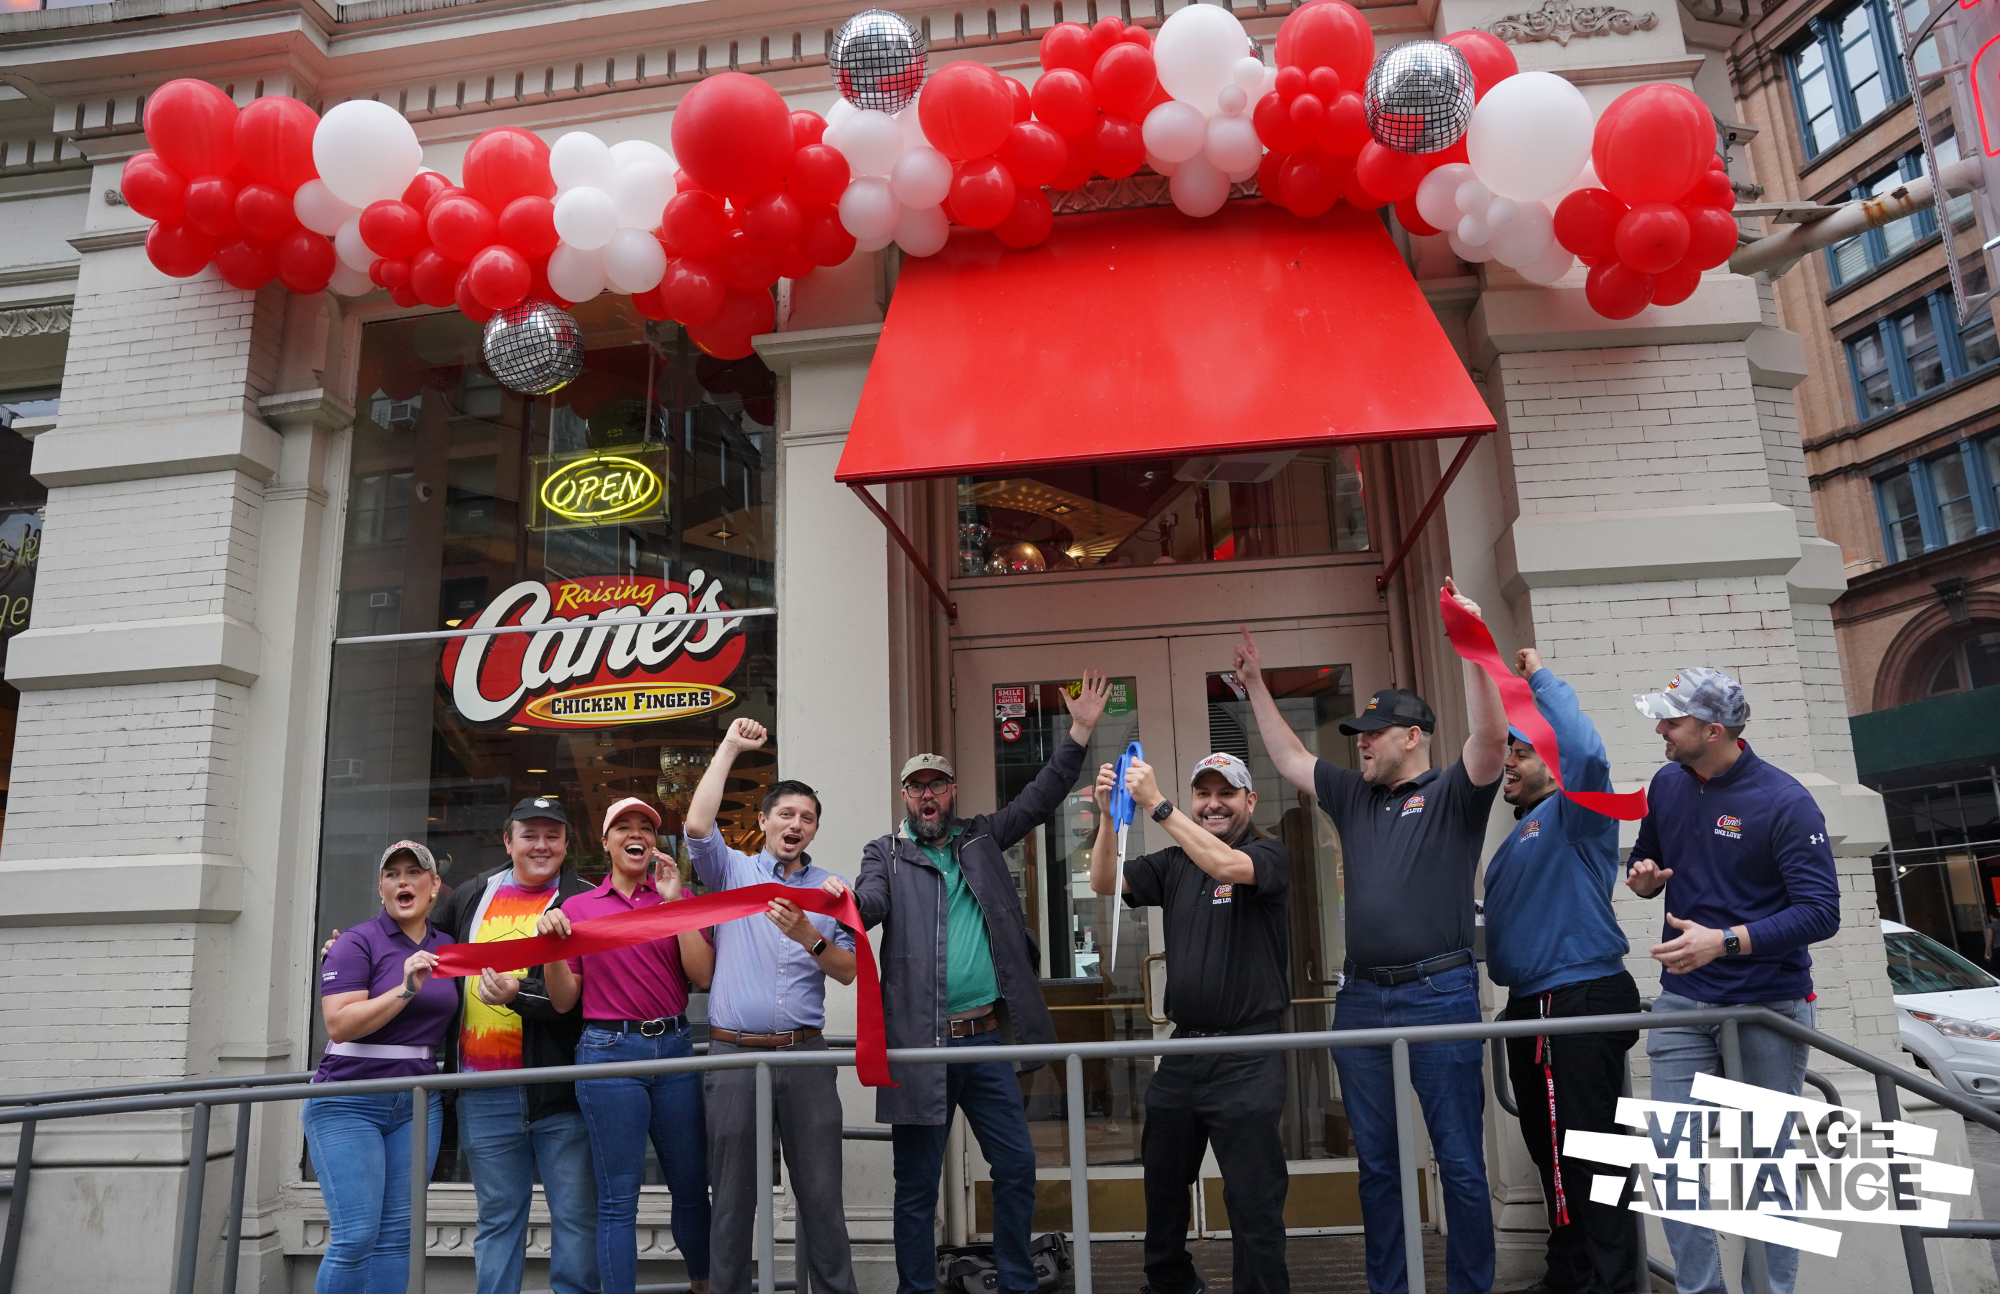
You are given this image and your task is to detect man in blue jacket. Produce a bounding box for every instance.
[1626,667,1841,1294]
[1484,648,1638,1294]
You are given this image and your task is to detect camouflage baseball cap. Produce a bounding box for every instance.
[1634,667,1750,727]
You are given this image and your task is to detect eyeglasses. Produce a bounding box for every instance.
[902,780,954,799]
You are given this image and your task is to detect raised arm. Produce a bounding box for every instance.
[1233,627,1317,795]
[687,718,764,844]
[985,670,1111,849]
[1444,578,1508,788]
[1087,762,1129,896]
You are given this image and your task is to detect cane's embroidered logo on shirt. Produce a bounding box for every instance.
[1520,819,1542,840]
[322,970,337,980]
[1212,883,1234,905]
[1400,794,1427,817]
[1714,814,1743,838]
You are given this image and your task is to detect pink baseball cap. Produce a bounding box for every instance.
[601,796,663,837]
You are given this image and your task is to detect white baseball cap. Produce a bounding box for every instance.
[1189,752,1253,790]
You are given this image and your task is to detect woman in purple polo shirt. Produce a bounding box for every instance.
[306,840,458,1294]
[536,796,715,1294]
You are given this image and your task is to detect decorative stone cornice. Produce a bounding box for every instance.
[1488,0,1659,44]
[0,302,72,337]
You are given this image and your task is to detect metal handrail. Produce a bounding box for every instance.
[1,1006,1994,1294]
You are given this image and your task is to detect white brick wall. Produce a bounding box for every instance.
[35,471,263,627]
[0,923,198,1089]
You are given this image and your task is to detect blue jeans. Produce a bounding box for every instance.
[303,1090,444,1294]
[891,1032,1038,1294]
[574,1024,711,1294]
[458,1085,601,1294]
[1647,991,1814,1294]
[1332,961,1494,1294]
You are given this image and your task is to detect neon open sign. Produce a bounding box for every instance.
[535,452,666,529]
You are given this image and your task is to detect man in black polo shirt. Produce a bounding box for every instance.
[1235,579,1508,1294]
[1089,750,1291,1294]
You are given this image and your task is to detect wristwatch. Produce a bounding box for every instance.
[1150,798,1175,823]
[1722,929,1741,958]
[810,937,828,957]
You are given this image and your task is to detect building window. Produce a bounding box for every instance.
[1874,438,2000,560]
[1846,289,2000,419]
[1877,467,1927,560]
[1788,0,1911,158]
[1827,151,1938,286]
[1927,630,2000,694]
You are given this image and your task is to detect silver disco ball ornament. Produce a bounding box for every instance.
[1364,40,1475,155]
[482,300,584,396]
[831,9,928,113]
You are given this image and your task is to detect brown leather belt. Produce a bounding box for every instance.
[709,1025,822,1049]
[948,1014,998,1038]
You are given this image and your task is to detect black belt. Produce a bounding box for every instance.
[1345,949,1474,987]
[587,1016,688,1036]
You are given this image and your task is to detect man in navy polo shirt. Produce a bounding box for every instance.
[1626,667,1840,1294]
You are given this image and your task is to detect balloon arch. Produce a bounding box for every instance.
[121,0,1734,392]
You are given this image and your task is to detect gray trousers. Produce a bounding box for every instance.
[705,1036,858,1294]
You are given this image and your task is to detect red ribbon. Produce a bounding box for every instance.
[1437,587,1649,822]
[434,883,894,1088]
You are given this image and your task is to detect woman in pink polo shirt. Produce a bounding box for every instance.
[536,797,715,1294]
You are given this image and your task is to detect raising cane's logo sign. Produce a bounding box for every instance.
[440,573,746,729]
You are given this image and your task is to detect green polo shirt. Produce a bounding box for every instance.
[903,822,999,1015]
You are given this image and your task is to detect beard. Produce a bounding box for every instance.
[906,811,952,844]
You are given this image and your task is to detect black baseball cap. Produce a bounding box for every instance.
[506,795,571,828]
[1340,688,1437,735]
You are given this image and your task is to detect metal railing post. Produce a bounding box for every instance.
[1877,1073,1937,1294]
[1391,1038,1426,1294]
[408,1087,429,1294]
[1065,1053,1092,1294]
[1718,1020,1771,1294]
[756,1062,774,1294]
[0,1117,35,1294]
[1623,1062,1649,1294]
[220,1102,251,1294]
[174,1101,212,1294]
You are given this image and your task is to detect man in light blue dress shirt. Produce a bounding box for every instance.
[685,718,860,1294]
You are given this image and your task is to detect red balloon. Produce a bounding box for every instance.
[686,287,776,360]
[234,95,319,191]
[423,186,464,218]
[121,152,187,223]
[1319,92,1372,155]
[1279,151,1343,218]
[718,230,781,290]
[455,271,497,325]
[998,121,1068,188]
[1040,22,1096,73]
[428,195,497,263]
[661,257,728,324]
[1682,168,1733,209]
[463,127,556,207]
[1093,43,1158,120]
[1441,31,1518,102]
[1275,1,1374,91]
[467,244,530,310]
[777,244,817,280]
[948,157,1018,228]
[1308,67,1342,100]
[791,110,828,149]
[1275,66,1308,101]
[1089,115,1145,180]
[1051,137,1096,191]
[1006,76,1033,124]
[1428,136,1470,168]
[672,72,795,200]
[1395,194,1440,237]
[632,282,674,321]
[390,285,421,309]
[1341,159,1386,210]
[1614,202,1691,275]
[661,190,730,258]
[742,190,805,248]
[213,239,274,291]
[1290,94,1325,128]
[361,200,429,261]
[404,171,453,210]
[235,183,298,241]
[801,206,857,266]
[1089,17,1123,58]
[1584,259,1655,320]
[994,187,1054,249]
[786,144,851,208]
[1650,261,1702,307]
[1681,204,1739,271]
[409,248,462,308]
[144,79,240,179]
[1254,92,1313,154]
[183,176,240,239]
[1553,188,1628,259]
[922,62,1020,161]
[1592,83,1713,205]
[145,222,215,278]
[370,258,411,291]
[1121,24,1154,48]
[274,228,335,293]
[1257,150,1290,207]
[1354,142,1429,203]
[497,196,560,259]
[1032,69,1099,138]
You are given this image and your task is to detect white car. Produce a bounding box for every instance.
[1884,919,2000,1107]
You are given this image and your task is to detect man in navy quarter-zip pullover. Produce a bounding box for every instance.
[1625,666,1840,1294]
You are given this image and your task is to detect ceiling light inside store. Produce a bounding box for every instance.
[508,726,529,732]
[526,768,548,773]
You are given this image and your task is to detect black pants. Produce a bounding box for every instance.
[1140,1048,1288,1294]
[1501,971,1643,1294]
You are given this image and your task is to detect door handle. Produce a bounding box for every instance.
[1141,951,1168,1026]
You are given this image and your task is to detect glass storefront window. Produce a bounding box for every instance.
[0,389,51,849]
[955,448,1368,578]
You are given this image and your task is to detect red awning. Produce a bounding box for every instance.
[834,199,1495,485]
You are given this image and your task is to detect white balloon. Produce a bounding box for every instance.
[893,203,950,257]
[1457,214,1491,246]
[1447,230,1496,263]
[552,132,617,193]
[1170,154,1230,218]
[1146,151,1181,177]
[328,262,376,297]
[1228,163,1259,183]
[854,231,896,252]
[1465,70,1594,202]
[1485,197,1520,230]
[548,244,607,301]
[1232,56,1268,94]
[1155,3,1250,118]
[1454,178,1491,217]
[838,177,902,241]
[1489,198,1555,267]
[842,109,907,178]
[827,99,859,134]
[610,139,674,172]
[334,217,374,272]
[897,96,928,150]
[1516,243,1577,285]
[1204,113,1263,174]
[890,146,953,209]
[295,180,362,237]
[554,187,618,250]
[1217,85,1249,117]
[1143,101,1207,165]
[602,227,668,292]
[313,100,423,209]
[612,163,674,229]
[1415,163,1474,232]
